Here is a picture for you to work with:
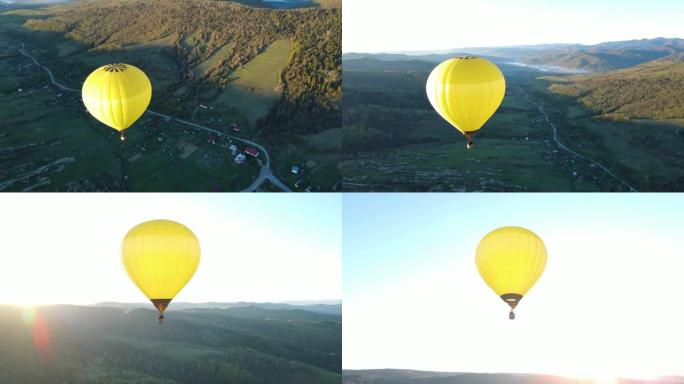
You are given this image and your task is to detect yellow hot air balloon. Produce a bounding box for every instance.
[121,220,200,323]
[82,63,152,141]
[426,57,506,149]
[475,226,547,319]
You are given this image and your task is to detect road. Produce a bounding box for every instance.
[537,101,638,192]
[18,42,291,192]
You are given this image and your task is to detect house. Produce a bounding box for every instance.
[207,135,217,144]
[245,147,259,157]
[228,144,238,155]
[199,104,208,109]
[234,153,247,164]
[230,123,241,132]
[291,165,301,175]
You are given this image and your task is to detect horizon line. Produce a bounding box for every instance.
[342,36,684,55]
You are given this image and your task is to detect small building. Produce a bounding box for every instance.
[230,123,241,132]
[199,104,208,109]
[234,153,247,164]
[208,135,217,144]
[228,144,238,155]
[291,165,301,175]
[245,147,259,157]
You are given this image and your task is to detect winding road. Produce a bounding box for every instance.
[536,102,638,192]
[519,87,638,192]
[18,42,291,192]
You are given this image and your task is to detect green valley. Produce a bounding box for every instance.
[0,0,341,191]
[342,41,684,192]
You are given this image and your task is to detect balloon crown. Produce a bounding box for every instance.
[104,63,128,72]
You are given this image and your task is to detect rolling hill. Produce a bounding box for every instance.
[93,301,342,316]
[343,370,684,384]
[545,57,684,120]
[0,303,341,383]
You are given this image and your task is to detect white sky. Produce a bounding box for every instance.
[343,0,684,53]
[0,194,341,305]
[343,194,684,379]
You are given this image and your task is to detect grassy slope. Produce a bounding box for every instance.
[219,39,292,121]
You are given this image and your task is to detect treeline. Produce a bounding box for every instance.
[24,0,341,135]
[548,61,684,120]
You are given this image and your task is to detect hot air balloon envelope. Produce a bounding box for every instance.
[121,219,200,322]
[426,57,505,147]
[82,63,152,139]
[475,226,546,319]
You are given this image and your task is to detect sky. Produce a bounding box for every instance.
[0,194,341,305]
[343,194,684,379]
[343,0,684,53]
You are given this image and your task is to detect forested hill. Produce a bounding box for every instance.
[21,0,341,136]
[545,57,684,120]
[235,0,341,8]
[0,304,341,384]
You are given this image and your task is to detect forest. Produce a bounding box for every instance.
[0,304,341,384]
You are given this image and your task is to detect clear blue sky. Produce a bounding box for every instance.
[343,0,684,52]
[343,194,684,378]
[0,194,341,305]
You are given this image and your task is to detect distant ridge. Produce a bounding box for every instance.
[345,38,684,72]
[92,300,342,315]
[343,370,684,384]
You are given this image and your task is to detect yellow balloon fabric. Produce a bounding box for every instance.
[475,226,547,315]
[426,57,506,135]
[121,220,200,314]
[82,63,152,134]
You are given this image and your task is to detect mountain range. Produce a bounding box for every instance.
[343,370,684,384]
[92,301,342,315]
[344,38,684,72]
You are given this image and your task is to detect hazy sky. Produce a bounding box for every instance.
[0,194,341,305]
[343,194,684,379]
[343,0,684,53]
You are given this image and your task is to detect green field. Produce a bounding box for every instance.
[216,39,292,121]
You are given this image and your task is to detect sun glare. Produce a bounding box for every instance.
[592,376,617,384]
[18,305,53,358]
